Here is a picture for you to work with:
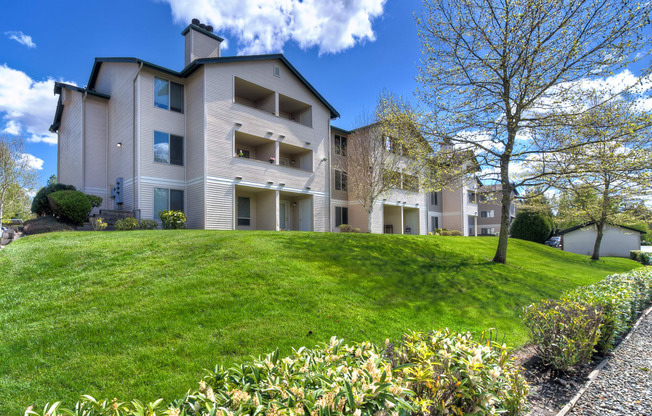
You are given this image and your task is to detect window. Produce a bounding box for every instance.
[468,191,477,204]
[482,228,495,235]
[335,170,347,191]
[335,206,349,227]
[154,77,184,113]
[480,210,494,218]
[237,197,251,226]
[385,137,397,153]
[430,192,438,206]
[154,131,183,165]
[430,216,439,232]
[334,134,347,156]
[154,188,184,218]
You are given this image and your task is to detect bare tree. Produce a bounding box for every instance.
[335,92,432,232]
[416,0,650,263]
[0,137,38,222]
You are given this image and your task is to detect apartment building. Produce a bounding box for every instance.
[477,184,518,235]
[51,21,487,235]
[329,127,479,236]
[50,21,338,231]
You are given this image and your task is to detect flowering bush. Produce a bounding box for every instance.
[114,217,139,231]
[24,332,529,416]
[392,330,528,415]
[139,219,158,230]
[91,217,107,231]
[159,210,187,229]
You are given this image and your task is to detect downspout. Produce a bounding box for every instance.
[82,91,87,192]
[328,123,332,231]
[132,62,143,216]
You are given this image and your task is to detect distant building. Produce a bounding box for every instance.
[559,223,644,257]
[476,185,518,235]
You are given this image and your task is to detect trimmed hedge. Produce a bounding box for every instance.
[23,330,528,416]
[509,211,553,244]
[159,210,187,229]
[47,190,92,226]
[524,268,652,369]
[31,183,76,216]
[114,217,139,231]
[630,250,652,265]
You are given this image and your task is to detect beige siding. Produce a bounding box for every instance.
[83,96,109,210]
[186,180,205,229]
[185,68,205,228]
[58,89,83,188]
[203,60,330,229]
[189,29,221,64]
[206,180,234,229]
[95,62,139,210]
[256,190,277,230]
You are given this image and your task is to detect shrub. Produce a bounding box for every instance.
[28,331,528,416]
[630,250,651,265]
[441,230,452,236]
[114,217,139,231]
[91,217,107,231]
[393,330,528,415]
[31,183,76,216]
[139,219,158,230]
[338,224,361,233]
[159,210,187,229]
[523,299,603,370]
[86,194,103,209]
[510,210,553,243]
[450,230,463,236]
[47,190,92,226]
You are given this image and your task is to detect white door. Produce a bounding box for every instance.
[279,201,290,230]
[298,199,312,231]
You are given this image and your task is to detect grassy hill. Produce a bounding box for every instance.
[0,230,640,414]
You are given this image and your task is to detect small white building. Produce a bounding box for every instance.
[559,223,644,258]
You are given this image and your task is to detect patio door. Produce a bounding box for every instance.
[279,201,290,230]
[298,199,312,231]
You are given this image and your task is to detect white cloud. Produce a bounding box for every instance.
[5,31,36,48]
[162,0,386,55]
[21,153,44,170]
[0,64,64,145]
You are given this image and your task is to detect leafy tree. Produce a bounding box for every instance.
[510,209,553,243]
[46,174,57,186]
[539,99,652,259]
[0,137,38,222]
[416,0,650,263]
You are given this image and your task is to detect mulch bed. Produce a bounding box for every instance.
[513,345,605,416]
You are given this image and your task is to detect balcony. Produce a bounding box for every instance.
[234,77,275,115]
[279,94,312,128]
[279,142,313,171]
[234,131,276,163]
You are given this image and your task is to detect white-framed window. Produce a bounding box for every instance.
[481,227,495,235]
[430,192,438,205]
[154,188,184,218]
[430,216,439,232]
[467,191,477,204]
[237,197,251,226]
[154,77,184,113]
[154,131,183,166]
[480,210,494,218]
[335,170,348,191]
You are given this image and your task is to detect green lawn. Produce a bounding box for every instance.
[0,230,640,414]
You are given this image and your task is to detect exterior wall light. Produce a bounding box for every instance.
[117,142,123,148]
[235,176,243,180]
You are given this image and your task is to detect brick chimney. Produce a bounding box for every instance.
[182,19,223,67]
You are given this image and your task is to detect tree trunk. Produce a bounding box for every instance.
[591,221,605,260]
[367,205,374,233]
[493,157,512,264]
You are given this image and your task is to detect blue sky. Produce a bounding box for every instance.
[0,0,423,187]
